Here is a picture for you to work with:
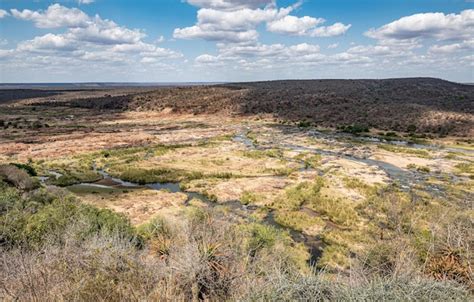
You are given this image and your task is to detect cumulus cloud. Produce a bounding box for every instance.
[78,0,95,4]
[310,23,351,37]
[6,4,183,71]
[0,9,9,18]
[175,26,259,42]
[187,0,273,10]
[194,40,379,72]
[267,15,350,37]
[266,15,325,35]
[429,39,474,54]
[366,9,474,41]
[174,6,286,42]
[67,18,145,45]
[195,42,324,67]
[11,4,90,28]
[175,1,349,42]
[17,33,78,52]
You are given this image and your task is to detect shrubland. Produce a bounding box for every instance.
[0,164,471,301]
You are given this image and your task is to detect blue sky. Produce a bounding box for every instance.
[0,0,472,82]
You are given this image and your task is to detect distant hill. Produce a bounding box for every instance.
[24,77,474,136]
[128,78,474,136]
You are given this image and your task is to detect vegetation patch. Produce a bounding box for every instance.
[274,210,325,232]
[378,144,432,158]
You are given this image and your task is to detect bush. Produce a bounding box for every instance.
[137,216,173,255]
[240,191,258,205]
[10,162,37,176]
[341,124,370,135]
[274,210,324,232]
[275,180,323,211]
[0,164,37,191]
[407,124,417,133]
[0,184,136,248]
[246,223,281,253]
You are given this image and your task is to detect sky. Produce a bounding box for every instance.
[0,0,472,83]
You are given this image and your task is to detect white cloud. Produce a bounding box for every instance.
[174,6,284,42]
[6,4,183,71]
[347,45,400,57]
[429,39,474,54]
[11,4,90,28]
[17,34,78,52]
[187,0,273,10]
[175,1,349,42]
[195,42,323,68]
[267,16,350,37]
[0,49,14,59]
[366,9,474,41]
[310,22,351,37]
[0,9,9,18]
[267,15,324,35]
[328,43,339,49]
[174,26,259,42]
[78,0,95,4]
[67,18,145,45]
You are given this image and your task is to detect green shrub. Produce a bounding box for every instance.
[246,223,281,253]
[10,163,37,176]
[407,124,417,133]
[274,210,324,232]
[137,216,172,255]
[240,191,258,205]
[0,185,136,248]
[378,144,431,158]
[0,164,37,190]
[341,124,370,135]
[275,180,324,211]
[297,120,312,128]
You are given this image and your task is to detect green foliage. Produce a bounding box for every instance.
[275,180,324,211]
[378,144,431,158]
[0,183,136,248]
[137,216,172,255]
[246,223,281,253]
[273,210,324,232]
[113,167,193,184]
[0,164,37,191]
[297,120,312,128]
[243,149,283,159]
[10,162,37,176]
[455,162,473,175]
[0,181,21,214]
[340,124,370,135]
[240,190,259,205]
[407,124,417,133]
[407,164,431,173]
[317,244,350,269]
[306,154,322,168]
[308,196,358,226]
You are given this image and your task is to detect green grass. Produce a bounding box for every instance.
[407,164,431,173]
[454,162,473,175]
[243,149,283,159]
[273,177,358,227]
[109,167,203,184]
[303,154,322,169]
[273,180,324,211]
[378,144,432,158]
[343,176,377,196]
[240,191,260,205]
[274,210,325,232]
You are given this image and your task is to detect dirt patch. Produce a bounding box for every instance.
[79,189,188,225]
